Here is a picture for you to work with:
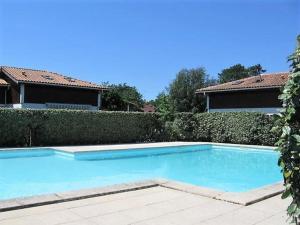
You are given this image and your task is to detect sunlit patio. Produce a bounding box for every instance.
[0,186,290,225]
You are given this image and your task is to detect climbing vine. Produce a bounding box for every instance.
[273,35,300,224]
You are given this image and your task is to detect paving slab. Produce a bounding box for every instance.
[200,207,272,225]
[255,213,290,225]
[88,213,136,225]
[0,187,290,225]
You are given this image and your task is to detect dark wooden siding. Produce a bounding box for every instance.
[0,72,19,104]
[0,87,6,104]
[209,89,282,109]
[24,84,98,106]
[8,82,20,104]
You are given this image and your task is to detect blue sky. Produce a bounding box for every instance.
[0,0,299,100]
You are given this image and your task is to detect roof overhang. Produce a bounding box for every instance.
[196,86,283,94]
[1,68,19,84]
[19,81,110,91]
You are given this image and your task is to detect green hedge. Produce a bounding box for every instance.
[0,109,278,147]
[168,112,278,146]
[0,109,164,147]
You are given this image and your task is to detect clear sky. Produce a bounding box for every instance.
[0,0,299,100]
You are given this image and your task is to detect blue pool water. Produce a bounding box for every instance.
[0,145,282,200]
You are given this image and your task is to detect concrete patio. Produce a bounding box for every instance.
[0,186,290,225]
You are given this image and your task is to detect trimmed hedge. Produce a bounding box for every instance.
[168,112,278,146]
[0,109,164,147]
[0,109,278,147]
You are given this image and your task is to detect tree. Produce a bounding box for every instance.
[102,89,126,111]
[113,83,144,108]
[247,64,266,76]
[168,67,208,113]
[153,91,173,119]
[204,77,218,87]
[272,35,300,224]
[218,64,266,84]
[102,83,144,111]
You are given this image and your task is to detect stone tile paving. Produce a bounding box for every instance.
[0,187,290,225]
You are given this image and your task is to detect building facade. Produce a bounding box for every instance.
[196,72,289,114]
[0,66,108,110]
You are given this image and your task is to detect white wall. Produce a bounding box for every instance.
[209,107,282,114]
[11,103,98,111]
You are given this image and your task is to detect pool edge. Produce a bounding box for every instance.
[159,179,284,206]
[0,180,160,212]
[0,141,276,153]
[0,178,284,212]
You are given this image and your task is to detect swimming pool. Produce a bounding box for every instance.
[0,144,282,200]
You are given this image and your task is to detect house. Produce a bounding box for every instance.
[0,66,108,110]
[142,104,155,113]
[196,72,289,114]
[0,79,9,105]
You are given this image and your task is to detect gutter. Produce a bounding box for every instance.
[18,81,110,91]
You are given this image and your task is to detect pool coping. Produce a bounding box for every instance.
[159,179,284,206]
[0,141,276,153]
[0,180,160,212]
[0,178,284,212]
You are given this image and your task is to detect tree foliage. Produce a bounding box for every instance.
[153,91,173,120]
[272,35,300,224]
[168,67,208,113]
[154,92,170,113]
[102,83,144,111]
[218,64,266,84]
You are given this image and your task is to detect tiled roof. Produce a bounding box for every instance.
[0,78,9,86]
[196,72,289,93]
[1,66,108,90]
[142,104,156,113]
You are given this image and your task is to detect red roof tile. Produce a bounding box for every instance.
[196,72,289,93]
[1,66,108,90]
[142,104,156,112]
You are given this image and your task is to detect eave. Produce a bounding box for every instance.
[196,86,283,94]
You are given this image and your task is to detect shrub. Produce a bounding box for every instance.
[168,113,195,141]
[169,112,278,146]
[0,109,279,147]
[272,35,300,224]
[0,109,164,147]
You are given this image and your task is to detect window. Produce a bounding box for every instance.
[63,76,76,82]
[41,75,54,80]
